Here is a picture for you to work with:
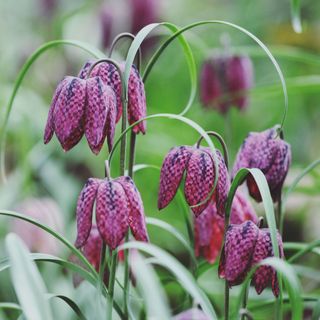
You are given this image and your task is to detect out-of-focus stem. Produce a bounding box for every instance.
[225,281,229,320]
[107,251,117,319]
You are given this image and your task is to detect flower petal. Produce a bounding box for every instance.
[105,86,117,152]
[185,149,215,216]
[44,77,69,144]
[219,221,259,286]
[116,176,148,242]
[78,60,95,79]
[85,77,114,154]
[53,76,86,151]
[75,178,101,248]
[96,179,129,250]
[158,146,193,210]
[127,65,147,134]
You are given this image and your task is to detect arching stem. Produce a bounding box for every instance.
[196,130,229,169]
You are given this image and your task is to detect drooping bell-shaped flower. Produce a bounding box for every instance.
[78,60,147,134]
[158,145,229,216]
[44,73,117,154]
[194,191,258,264]
[232,126,291,202]
[218,220,284,297]
[200,55,253,114]
[75,176,148,250]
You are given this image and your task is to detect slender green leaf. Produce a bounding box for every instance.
[0,303,21,311]
[288,239,320,263]
[143,20,288,128]
[130,252,171,320]
[119,241,217,319]
[291,0,302,33]
[146,217,196,266]
[235,257,302,320]
[47,294,87,320]
[284,242,320,257]
[124,22,196,116]
[5,233,53,320]
[0,210,98,277]
[312,299,320,320]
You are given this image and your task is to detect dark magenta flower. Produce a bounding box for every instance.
[78,60,147,134]
[129,0,159,35]
[75,176,148,251]
[232,126,291,202]
[44,75,117,154]
[100,6,113,50]
[200,55,253,114]
[218,220,284,297]
[158,146,229,216]
[194,191,258,264]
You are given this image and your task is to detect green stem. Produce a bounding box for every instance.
[107,252,117,320]
[225,281,229,320]
[123,131,136,318]
[241,283,249,320]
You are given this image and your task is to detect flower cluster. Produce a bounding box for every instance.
[194,190,258,263]
[232,126,291,202]
[200,55,253,114]
[44,60,146,154]
[75,176,148,251]
[218,220,284,297]
[158,146,229,216]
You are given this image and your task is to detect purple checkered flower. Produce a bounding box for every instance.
[232,126,291,202]
[195,190,258,264]
[78,60,147,134]
[75,176,148,251]
[44,74,117,154]
[218,220,284,297]
[158,145,229,217]
[200,55,253,114]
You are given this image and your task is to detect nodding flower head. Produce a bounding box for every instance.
[194,190,258,264]
[44,72,117,154]
[78,60,147,134]
[158,145,229,217]
[200,55,253,114]
[232,126,291,202]
[218,220,284,297]
[75,176,148,251]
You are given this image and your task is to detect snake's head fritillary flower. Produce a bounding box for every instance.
[200,55,253,114]
[44,76,86,151]
[219,220,284,297]
[12,197,63,255]
[232,126,291,202]
[44,73,117,154]
[194,190,258,264]
[75,176,148,251]
[158,145,229,217]
[218,220,259,286]
[78,61,147,134]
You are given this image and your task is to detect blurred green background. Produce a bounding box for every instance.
[0,0,320,319]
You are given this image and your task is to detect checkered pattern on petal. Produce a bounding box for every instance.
[85,77,111,154]
[105,86,117,152]
[218,221,259,286]
[96,179,129,250]
[158,146,193,210]
[116,176,148,242]
[230,191,258,224]
[127,65,147,134]
[44,77,69,144]
[232,127,291,202]
[78,60,95,79]
[185,149,215,216]
[82,225,103,272]
[202,148,230,216]
[75,178,101,248]
[252,229,284,297]
[53,76,86,151]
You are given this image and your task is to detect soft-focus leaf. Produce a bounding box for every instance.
[5,233,53,320]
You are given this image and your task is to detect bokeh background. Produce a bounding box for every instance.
[0,0,320,319]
